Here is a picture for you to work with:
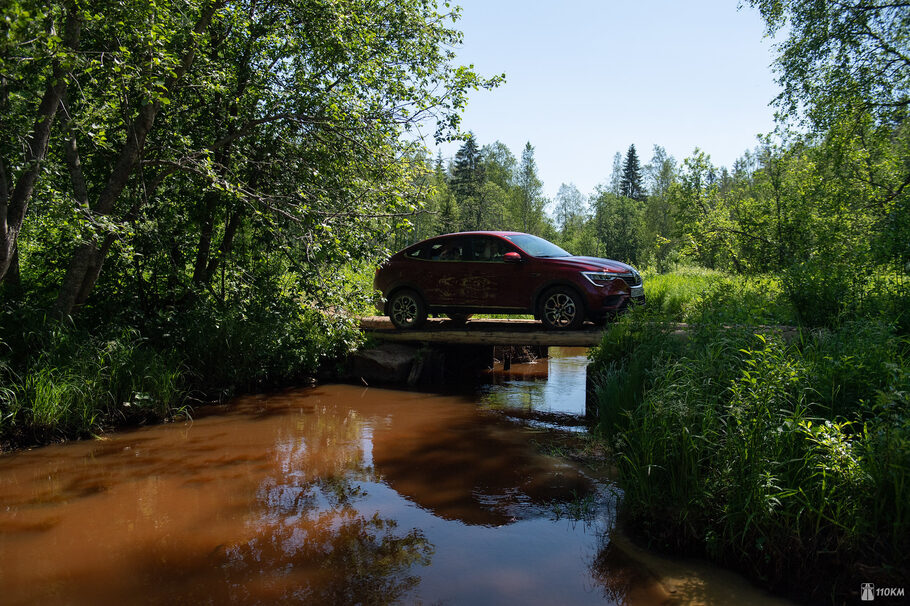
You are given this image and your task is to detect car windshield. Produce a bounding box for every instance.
[503,234,571,258]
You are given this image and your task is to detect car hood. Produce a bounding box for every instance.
[542,256,636,273]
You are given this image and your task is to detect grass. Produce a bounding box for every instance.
[0,289,364,449]
[0,325,186,445]
[588,266,910,603]
[640,265,797,325]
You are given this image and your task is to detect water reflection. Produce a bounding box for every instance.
[210,410,433,605]
[372,409,597,526]
[0,381,660,605]
[479,346,591,430]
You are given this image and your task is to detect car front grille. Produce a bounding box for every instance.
[619,273,642,287]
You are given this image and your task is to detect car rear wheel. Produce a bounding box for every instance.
[388,289,427,329]
[540,287,584,330]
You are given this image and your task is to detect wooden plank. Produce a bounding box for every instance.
[358,316,799,347]
[365,330,605,347]
[359,316,607,347]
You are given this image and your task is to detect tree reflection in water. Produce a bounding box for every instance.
[210,407,434,605]
[588,536,657,605]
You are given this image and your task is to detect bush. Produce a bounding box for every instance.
[0,282,362,447]
[589,287,910,601]
[641,265,796,325]
[149,295,361,399]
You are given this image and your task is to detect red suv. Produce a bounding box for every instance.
[374,231,644,329]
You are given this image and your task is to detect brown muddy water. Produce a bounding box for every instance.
[0,348,788,606]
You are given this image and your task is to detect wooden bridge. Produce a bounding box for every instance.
[359,316,609,347]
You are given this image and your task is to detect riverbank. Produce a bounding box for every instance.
[587,269,910,604]
[0,298,362,452]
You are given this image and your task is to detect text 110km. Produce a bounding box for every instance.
[861,583,905,601]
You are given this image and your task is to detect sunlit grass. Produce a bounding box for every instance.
[642,265,797,325]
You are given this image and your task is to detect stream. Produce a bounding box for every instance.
[0,348,789,605]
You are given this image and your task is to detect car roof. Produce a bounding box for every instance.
[397,231,532,254]
[434,230,525,238]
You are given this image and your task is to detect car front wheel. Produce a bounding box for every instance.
[388,289,427,329]
[540,287,584,330]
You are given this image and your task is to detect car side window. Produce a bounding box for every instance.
[404,243,428,259]
[425,239,465,261]
[439,240,465,260]
[467,237,512,262]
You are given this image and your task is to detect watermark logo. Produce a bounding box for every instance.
[861,582,906,601]
[862,583,875,601]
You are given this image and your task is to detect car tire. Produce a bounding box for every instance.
[446,313,472,325]
[388,289,427,329]
[539,287,584,330]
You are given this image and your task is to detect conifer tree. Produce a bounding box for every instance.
[620,144,645,201]
[450,133,483,203]
[513,142,545,234]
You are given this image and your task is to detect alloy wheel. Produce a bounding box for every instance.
[543,292,578,328]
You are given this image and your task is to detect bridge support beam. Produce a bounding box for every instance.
[347,342,496,387]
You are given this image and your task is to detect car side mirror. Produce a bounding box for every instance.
[504,252,522,263]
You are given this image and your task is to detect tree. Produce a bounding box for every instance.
[54,0,224,316]
[748,0,910,279]
[451,133,490,230]
[642,145,678,269]
[1,0,500,316]
[591,190,644,265]
[450,133,483,201]
[748,0,910,127]
[0,1,81,284]
[513,142,546,234]
[608,152,623,196]
[644,145,676,198]
[480,141,517,190]
[620,144,645,201]
[553,183,586,234]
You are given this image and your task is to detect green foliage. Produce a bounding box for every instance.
[513,142,547,235]
[0,316,185,444]
[159,297,360,398]
[637,265,796,324]
[590,190,645,266]
[583,2,910,601]
[748,0,910,128]
[589,288,910,601]
[0,0,502,446]
[619,144,645,201]
[0,281,364,445]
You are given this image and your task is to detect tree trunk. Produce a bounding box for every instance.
[0,5,81,283]
[192,192,219,284]
[201,210,242,285]
[2,246,21,295]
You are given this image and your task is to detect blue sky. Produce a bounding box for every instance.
[423,0,782,200]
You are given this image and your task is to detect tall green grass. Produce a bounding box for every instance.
[641,266,797,325]
[0,324,185,444]
[589,277,910,602]
[0,288,363,447]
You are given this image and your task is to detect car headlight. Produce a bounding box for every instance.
[582,271,621,286]
[582,270,641,287]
